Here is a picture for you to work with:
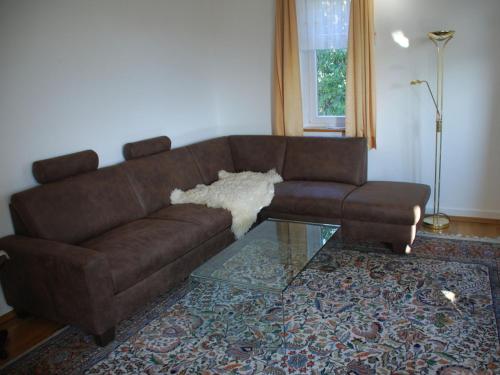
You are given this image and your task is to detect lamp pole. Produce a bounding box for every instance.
[411,30,454,231]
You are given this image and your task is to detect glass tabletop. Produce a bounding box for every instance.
[191,219,339,293]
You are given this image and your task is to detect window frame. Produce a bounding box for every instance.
[301,48,346,131]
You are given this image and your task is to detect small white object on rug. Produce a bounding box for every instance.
[170,169,283,238]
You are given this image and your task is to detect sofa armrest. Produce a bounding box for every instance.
[0,235,115,335]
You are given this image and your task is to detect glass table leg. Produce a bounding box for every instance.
[281,290,287,350]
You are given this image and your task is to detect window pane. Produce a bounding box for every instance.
[316,48,347,116]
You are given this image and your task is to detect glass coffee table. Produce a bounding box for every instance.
[190,219,338,348]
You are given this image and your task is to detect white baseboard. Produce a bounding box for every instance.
[425,207,500,220]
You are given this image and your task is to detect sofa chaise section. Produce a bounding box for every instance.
[342,181,431,252]
[252,136,430,252]
[257,136,367,225]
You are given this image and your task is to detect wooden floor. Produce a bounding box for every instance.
[0,218,498,367]
[421,216,500,238]
[0,315,62,366]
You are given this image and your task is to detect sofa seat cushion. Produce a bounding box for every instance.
[82,219,210,293]
[342,181,431,225]
[264,181,357,218]
[149,204,232,237]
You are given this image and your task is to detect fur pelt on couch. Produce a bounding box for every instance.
[170,169,283,238]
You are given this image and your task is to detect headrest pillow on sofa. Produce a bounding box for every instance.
[32,150,99,184]
[123,136,172,160]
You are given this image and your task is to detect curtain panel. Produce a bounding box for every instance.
[273,0,304,136]
[345,0,377,149]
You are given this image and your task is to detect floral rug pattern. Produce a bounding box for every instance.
[2,233,500,374]
[208,239,303,289]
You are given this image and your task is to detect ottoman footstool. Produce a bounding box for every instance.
[342,181,431,253]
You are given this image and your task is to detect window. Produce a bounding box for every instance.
[296,0,350,131]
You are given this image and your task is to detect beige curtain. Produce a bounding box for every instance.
[345,0,377,149]
[273,0,304,136]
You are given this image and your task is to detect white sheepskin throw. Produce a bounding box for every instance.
[170,169,283,239]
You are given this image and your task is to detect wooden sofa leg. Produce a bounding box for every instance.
[392,242,411,255]
[14,309,30,319]
[94,327,115,347]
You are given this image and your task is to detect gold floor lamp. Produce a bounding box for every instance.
[411,30,455,231]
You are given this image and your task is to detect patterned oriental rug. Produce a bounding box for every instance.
[2,233,499,374]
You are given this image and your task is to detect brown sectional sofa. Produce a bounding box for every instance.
[0,135,430,346]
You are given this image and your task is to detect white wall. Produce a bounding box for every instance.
[372,0,500,219]
[0,0,273,314]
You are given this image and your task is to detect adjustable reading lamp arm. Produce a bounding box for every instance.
[410,80,441,119]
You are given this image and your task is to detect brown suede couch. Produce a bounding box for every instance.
[0,135,430,345]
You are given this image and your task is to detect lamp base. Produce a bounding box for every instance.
[423,213,450,231]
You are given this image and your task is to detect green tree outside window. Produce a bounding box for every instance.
[316,48,347,117]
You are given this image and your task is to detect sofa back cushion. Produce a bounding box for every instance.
[11,166,145,244]
[283,137,367,186]
[188,137,235,184]
[229,135,287,174]
[123,147,203,214]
